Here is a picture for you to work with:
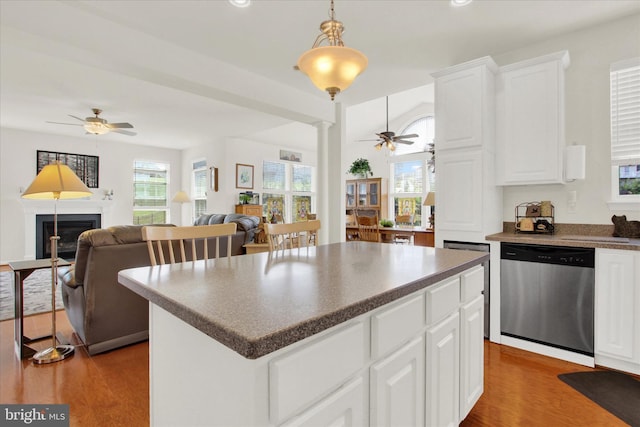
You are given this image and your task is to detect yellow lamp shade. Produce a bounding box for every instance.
[22,162,92,200]
[423,192,435,206]
[297,46,368,100]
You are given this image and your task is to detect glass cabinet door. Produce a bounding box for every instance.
[346,182,356,208]
[368,181,380,207]
[358,182,368,207]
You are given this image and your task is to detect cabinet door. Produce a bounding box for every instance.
[496,52,568,185]
[367,180,380,208]
[357,181,368,208]
[280,377,365,427]
[371,336,425,427]
[435,67,484,150]
[595,249,637,362]
[459,295,484,422]
[346,181,356,209]
[426,312,460,427]
[436,149,483,233]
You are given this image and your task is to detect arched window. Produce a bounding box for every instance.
[392,116,434,156]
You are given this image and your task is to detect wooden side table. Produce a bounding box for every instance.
[243,243,270,254]
[9,258,70,359]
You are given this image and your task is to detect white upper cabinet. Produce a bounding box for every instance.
[432,57,498,151]
[496,51,570,185]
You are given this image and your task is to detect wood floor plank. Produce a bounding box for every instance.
[1,311,631,426]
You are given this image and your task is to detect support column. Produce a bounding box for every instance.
[314,121,331,245]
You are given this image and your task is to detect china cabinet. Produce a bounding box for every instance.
[345,178,387,218]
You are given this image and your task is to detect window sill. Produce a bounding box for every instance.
[607,200,640,211]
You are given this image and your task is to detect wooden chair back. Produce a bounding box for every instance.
[357,215,380,242]
[142,223,237,266]
[263,220,321,252]
[394,214,414,244]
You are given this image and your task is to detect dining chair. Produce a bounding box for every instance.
[356,215,380,243]
[394,214,414,244]
[142,223,237,265]
[263,220,321,252]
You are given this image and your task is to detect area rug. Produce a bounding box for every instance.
[0,270,64,321]
[558,370,640,426]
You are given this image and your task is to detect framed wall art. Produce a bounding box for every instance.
[37,150,99,188]
[279,150,301,162]
[235,163,254,189]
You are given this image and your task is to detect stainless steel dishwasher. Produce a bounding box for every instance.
[501,242,595,356]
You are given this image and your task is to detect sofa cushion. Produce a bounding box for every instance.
[227,215,260,231]
[194,213,226,225]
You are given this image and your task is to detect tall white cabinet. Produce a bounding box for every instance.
[495,51,570,185]
[431,57,503,247]
[595,248,640,375]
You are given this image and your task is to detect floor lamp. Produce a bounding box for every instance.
[22,161,92,364]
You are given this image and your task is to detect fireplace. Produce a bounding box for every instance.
[36,214,101,260]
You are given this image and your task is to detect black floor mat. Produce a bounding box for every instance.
[558,370,640,426]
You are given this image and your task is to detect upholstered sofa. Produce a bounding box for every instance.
[193,213,261,253]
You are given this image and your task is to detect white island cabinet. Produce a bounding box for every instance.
[595,248,640,375]
[118,243,488,426]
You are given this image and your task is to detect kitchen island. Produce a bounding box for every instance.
[119,242,489,426]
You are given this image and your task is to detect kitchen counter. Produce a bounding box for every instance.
[118,241,488,359]
[118,242,489,426]
[486,222,640,251]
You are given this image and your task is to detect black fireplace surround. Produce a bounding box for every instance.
[36,214,101,260]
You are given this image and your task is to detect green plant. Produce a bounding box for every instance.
[239,193,252,204]
[347,158,373,177]
[380,218,394,227]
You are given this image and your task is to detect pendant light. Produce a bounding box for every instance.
[296,0,368,101]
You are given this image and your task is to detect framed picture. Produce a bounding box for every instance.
[210,166,218,192]
[37,150,99,188]
[279,150,301,162]
[235,163,254,189]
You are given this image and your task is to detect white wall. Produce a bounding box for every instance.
[0,127,182,263]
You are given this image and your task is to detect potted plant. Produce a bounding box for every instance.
[347,158,373,178]
[380,219,394,227]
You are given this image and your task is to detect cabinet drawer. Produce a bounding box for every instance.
[461,265,484,303]
[426,277,460,325]
[269,321,366,423]
[371,293,425,358]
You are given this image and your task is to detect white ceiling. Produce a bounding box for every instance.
[1,0,639,150]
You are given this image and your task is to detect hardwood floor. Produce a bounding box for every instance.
[0,310,630,426]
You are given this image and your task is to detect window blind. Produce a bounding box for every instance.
[611,58,640,164]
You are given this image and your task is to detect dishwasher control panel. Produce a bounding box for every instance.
[501,242,595,268]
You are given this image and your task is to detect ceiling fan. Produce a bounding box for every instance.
[361,96,418,151]
[47,108,136,136]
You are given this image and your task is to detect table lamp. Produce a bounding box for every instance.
[22,161,92,364]
[423,192,435,229]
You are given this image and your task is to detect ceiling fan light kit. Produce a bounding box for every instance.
[296,0,367,100]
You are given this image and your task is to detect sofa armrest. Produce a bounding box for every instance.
[58,265,79,289]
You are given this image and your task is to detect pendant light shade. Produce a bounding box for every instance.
[297,0,367,100]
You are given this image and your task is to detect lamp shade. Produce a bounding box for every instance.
[297,46,368,100]
[22,162,92,200]
[172,191,191,203]
[423,192,435,206]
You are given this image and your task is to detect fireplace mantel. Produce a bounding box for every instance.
[22,199,112,260]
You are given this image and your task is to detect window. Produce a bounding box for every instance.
[193,160,207,219]
[390,160,426,226]
[392,116,435,156]
[262,161,315,222]
[610,58,640,202]
[133,160,169,225]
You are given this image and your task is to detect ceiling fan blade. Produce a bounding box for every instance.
[395,139,415,145]
[46,121,82,126]
[393,133,419,140]
[68,115,86,122]
[112,129,137,136]
[106,122,134,129]
[358,138,383,142]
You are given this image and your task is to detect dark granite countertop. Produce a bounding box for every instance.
[118,242,488,359]
[486,223,640,251]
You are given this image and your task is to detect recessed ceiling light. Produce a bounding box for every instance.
[229,0,250,7]
[451,0,472,6]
